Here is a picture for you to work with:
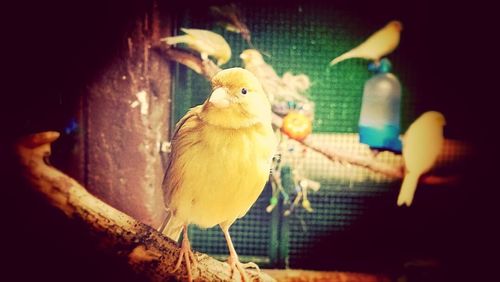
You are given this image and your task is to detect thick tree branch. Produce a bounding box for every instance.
[298,136,404,179]
[264,269,390,282]
[15,131,275,282]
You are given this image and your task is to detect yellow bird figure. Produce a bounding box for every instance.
[329,20,403,66]
[240,49,282,102]
[160,68,277,281]
[398,111,446,207]
[240,49,311,104]
[161,28,232,66]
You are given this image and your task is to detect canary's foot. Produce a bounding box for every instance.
[174,229,197,281]
[227,255,260,282]
[221,225,259,281]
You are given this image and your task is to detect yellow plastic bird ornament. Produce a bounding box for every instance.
[160,68,277,281]
[329,20,403,66]
[398,111,446,207]
[161,28,232,66]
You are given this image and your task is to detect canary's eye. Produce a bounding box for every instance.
[241,88,247,95]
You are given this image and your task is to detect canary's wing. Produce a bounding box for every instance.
[161,106,203,240]
[398,124,425,205]
[162,105,203,193]
[181,28,228,57]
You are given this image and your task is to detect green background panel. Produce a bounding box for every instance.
[171,2,418,134]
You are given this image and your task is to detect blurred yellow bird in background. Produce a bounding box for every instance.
[160,68,277,281]
[161,28,232,66]
[329,20,403,66]
[240,49,311,104]
[398,111,446,207]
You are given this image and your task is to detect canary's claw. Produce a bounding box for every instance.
[174,236,197,281]
[227,256,260,282]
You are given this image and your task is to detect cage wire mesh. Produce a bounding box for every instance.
[168,1,460,272]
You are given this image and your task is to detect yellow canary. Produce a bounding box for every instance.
[160,68,277,281]
[329,20,403,66]
[240,49,282,101]
[161,28,232,66]
[398,111,446,207]
[240,49,310,104]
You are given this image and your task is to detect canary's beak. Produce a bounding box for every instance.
[209,87,231,108]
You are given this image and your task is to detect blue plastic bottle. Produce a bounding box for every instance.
[358,59,402,153]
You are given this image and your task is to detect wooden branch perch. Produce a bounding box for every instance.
[15,131,275,282]
[299,136,404,179]
[264,269,390,282]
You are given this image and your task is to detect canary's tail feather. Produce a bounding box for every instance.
[161,35,191,46]
[158,211,183,241]
[397,172,420,207]
[329,51,357,66]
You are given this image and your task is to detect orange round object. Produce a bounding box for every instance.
[282,111,312,141]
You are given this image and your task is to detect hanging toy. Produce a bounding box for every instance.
[281,111,313,141]
[281,141,320,216]
[358,58,402,153]
[263,66,318,215]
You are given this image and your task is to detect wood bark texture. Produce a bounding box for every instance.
[15,131,275,282]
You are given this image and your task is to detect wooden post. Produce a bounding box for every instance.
[81,0,171,227]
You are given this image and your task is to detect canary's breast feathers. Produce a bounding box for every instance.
[164,118,276,227]
[164,67,276,193]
